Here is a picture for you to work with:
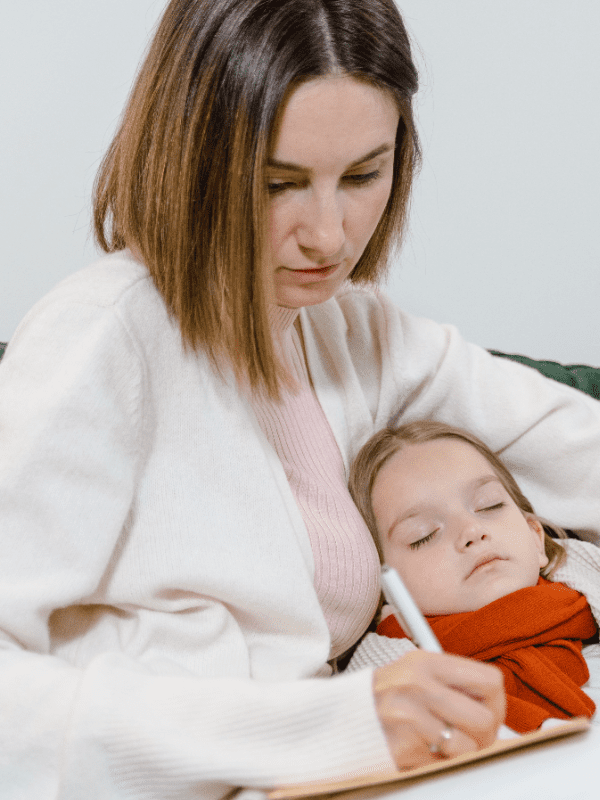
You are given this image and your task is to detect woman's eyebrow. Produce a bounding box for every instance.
[267,142,395,173]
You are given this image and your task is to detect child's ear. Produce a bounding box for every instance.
[526,515,550,569]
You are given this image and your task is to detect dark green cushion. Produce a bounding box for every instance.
[0,342,6,361]
[490,350,600,401]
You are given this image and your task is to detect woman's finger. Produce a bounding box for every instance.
[422,649,504,701]
[418,671,502,748]
[405,651,505,745]
[428,653,506,735]
[427,723,480,760]
[376,691,482,766]
[372,650,506,768]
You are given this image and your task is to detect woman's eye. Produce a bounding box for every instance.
[267,181,296,195]
[268,170,381,195]
[343,169,381,187]
[409,530,438,550]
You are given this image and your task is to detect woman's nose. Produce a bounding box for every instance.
[296,189,345,259]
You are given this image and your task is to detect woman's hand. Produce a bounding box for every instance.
[373,650,505,769]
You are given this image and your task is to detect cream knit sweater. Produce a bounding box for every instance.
[2,251,600,798]
[252,307,380,659]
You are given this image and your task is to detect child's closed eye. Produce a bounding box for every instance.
[409,530,438,550]
[476,502,506,512]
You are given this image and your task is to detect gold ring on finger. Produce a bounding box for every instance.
[429,725,453,757]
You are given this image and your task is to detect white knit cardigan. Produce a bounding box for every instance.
[2,251,600,799]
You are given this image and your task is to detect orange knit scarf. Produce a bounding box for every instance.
[376,578,597,733]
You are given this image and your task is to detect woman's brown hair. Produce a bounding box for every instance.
[93,0,420,398]
[349,419,567,576]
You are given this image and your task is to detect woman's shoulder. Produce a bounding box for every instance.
[37,250,156,312]
[12,250,175,349]
[5,251,181,379]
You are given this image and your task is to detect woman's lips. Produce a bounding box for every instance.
[280,263,340,282]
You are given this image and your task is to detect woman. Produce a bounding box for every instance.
[1,1,600,796]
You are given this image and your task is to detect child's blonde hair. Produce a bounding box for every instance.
[349,419,567,577]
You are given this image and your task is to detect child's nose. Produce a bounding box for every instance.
[457,518,489,549]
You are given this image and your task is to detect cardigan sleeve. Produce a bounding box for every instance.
[0,296,395,798]
[550,540,600,628]
[389,305,600,542]
[321,287,600,542]
[345,633,417,673]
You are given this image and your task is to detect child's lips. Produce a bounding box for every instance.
[466,554,505,579]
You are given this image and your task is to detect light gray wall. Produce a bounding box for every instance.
[2,1,599,364]
[387,0,600,364]
[1,0,165,342]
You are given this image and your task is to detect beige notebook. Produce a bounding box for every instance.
[268,717,590,799]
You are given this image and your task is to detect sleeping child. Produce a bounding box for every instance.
[346,419,600,734]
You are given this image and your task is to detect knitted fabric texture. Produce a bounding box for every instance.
[377,577,597,732]
[250,306,380,658]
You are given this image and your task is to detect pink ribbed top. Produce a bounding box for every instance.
[250,306,381,659]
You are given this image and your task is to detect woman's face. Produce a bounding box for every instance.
[265,76,399,308]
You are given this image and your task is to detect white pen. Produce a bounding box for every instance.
[380,564,442,653]
[381,565,517,739]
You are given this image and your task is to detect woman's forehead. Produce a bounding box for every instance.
[270,76,399,169]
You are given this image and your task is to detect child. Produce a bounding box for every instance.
[347,420,600,734]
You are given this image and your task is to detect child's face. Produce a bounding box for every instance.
[371,438,549,614]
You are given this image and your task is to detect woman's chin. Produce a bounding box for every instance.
[273,280,344,309]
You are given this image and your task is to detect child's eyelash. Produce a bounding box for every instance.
[410,530,438,550]
[478,502,505,512]
[409,504,505,551]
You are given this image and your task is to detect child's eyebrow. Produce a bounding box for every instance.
[471,475,503,490]
[386,505,432,540]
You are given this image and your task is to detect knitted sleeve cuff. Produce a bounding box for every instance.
[345,632,417,673]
